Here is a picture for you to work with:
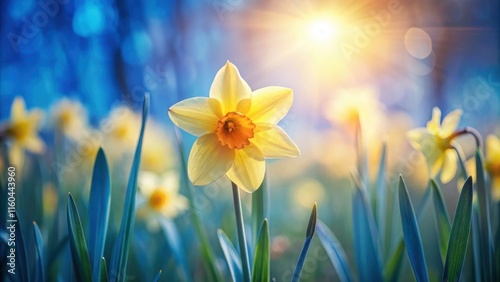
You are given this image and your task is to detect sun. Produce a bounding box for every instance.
[308,18,337,43]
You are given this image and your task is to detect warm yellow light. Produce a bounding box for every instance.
[309,19,337,43]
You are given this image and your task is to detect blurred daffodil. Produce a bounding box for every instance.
[141,121,176,173]
[485,134,500,200]
[101,106,141,159]
[137,170,188,228]
[407,107,462,183]
[1,97,45,166]
[49,98,88,140]
[169,61,300,192]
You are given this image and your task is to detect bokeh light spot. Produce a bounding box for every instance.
[73,3,105,37]
[404,27,432,59]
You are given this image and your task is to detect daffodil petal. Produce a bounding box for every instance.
[426,107,441,134]
[253,123,300,158]
[492,177,500,201]
[441,149,457,184]
[9,144,24,169]
[226,149,265,193]
[11,97,27,121]
[440,109,462,137]
[247,86,293,124]
[242,143,264,161]
[188,133,235,186]
[209,61,252,113]
[23,136,45,153]
[407,128,433,150]
[138,171,159,196]
[169,97,222,136]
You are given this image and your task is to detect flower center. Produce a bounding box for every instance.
[149,189,170,211]
[5,120,31,141]
[215,112,255,149]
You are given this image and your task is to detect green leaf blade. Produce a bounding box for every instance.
[110,94,149,281]
[430,179,451,262]
[67,194,92,282]
[251,219,270,282]
[316,220,354,282]
[33,222,45,282]
[398,175,429,282]
[444,176,473,281]
[218,229,243,282]
[88,148,111,281]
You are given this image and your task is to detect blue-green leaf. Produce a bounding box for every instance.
[316,220,354,282]
[292,203,317,282]
[218,229,243,282]
[110,94,149,281]
[33,222,45,282]
[444,176,473,282]
[12,211,30,282]
[430,179,451,263]
[159,218,189,281]
[398,175,429,282]
[88,148,111,281]
[251,219,269,282]
[152,270,162,282]
[474,149,493,281]
[67,193,92,282]
[352,176,383,282]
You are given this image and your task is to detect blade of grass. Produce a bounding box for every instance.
[252,173,268,250]
[375,143,387,248]
[159,218,189,281]
[398,175,429,282]
[218,229,243,282]
[316,220,354,282]
[383,240,405,282]
[292,203,317,282]
[443,176,473,281]
[471,207,483,282]
[251,219,269,282]
[430,179,451,263]
[152,270,162,282]
[474,149,493,281]
[88,148,111,281]
[67,194,92,282]
[33,222,45,282]
[13,211,30,282]
[352,174,383,282]
[110,94,149,281]
[100,258,108,282]
[174,128,223,282]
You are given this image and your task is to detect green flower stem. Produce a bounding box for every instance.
[452,145,468,180]
[232,181,251,282]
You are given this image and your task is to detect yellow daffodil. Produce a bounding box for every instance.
[137,170,188,228]
[407,107,462,183]
[485,134,500,200]
[1,97,45,166]
[49,98,88,140]
[169,61,300,192]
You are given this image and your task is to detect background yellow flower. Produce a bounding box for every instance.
[407,107,462,183]
[485,134,500,200]
[137,170,188,230]
[1,96,45,167]
[169,61,300,192]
